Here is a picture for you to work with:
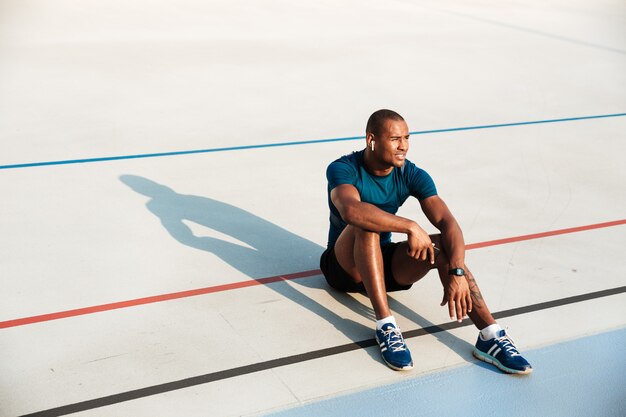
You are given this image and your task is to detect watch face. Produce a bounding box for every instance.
[449,268,465,276]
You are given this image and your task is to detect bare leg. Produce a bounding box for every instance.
[391,234,495,330]
[463,267,495,329]
[334,226,390,319]
[391,234,442,286]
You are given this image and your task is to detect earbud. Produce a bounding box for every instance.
[370,141,375,151]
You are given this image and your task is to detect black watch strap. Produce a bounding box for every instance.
[448,268,465,276]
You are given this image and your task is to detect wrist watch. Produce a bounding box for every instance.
[448,268,465,276]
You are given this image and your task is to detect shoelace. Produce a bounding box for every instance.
[382,327,407,352]
[495,334,521,357]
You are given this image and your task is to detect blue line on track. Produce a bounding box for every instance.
[1,113,624,170]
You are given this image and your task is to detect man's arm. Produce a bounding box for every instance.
[419,195,465,268]
[331,184,435,263]
[420,195,472,321]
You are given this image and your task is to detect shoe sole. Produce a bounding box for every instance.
[473,349,532,375]
[381,356,414,371]
[375,335,414,371]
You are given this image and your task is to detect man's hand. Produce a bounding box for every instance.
[440,273,472,322]
[406,224,435,264]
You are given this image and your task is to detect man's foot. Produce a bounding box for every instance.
[473,329,532,374]
[375,323,413,371]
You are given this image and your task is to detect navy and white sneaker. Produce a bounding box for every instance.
[473,329,532,374]
[375,323,413,371]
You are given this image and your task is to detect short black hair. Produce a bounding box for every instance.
[366,109,405,137]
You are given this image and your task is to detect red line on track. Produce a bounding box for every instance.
[466,219,626,249]
[2,219,624,330]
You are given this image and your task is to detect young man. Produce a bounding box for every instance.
[320,109,532,374]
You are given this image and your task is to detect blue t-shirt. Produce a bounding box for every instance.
[326,150,437,248]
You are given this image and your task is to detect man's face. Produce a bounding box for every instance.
[371,119,410,168]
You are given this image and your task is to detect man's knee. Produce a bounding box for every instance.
[430,233,443,249]
[429,233,448,266]
[334,226,379,273]
[354,227,380,243]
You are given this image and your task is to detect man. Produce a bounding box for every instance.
[320,109,532,374]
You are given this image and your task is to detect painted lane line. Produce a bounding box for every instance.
[1,113,624,170]
[1,218,624,330]
[465,218,626,250]
[19,285,626,417]
[0,269,320,330]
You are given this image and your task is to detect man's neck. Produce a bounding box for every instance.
[363,148,394,177]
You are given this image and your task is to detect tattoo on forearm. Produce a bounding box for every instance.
[467,274,484,308]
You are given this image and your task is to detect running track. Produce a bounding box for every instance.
[2,218,624,330]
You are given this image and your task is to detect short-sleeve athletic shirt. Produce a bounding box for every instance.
[325,150,437,248]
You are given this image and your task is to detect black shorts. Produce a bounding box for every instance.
[319,242,413,293]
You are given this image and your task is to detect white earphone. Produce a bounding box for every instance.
[370,141,375,151]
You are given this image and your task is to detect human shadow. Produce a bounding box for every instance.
[120,175,378,359]
[120,175,319,279]
[120,175,480,365]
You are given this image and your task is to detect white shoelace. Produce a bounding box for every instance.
[382,327,407,352]
[495,333,521,357]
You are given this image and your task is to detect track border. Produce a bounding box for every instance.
[20,286,626,417]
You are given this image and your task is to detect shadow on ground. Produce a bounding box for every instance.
[120,174,475,364]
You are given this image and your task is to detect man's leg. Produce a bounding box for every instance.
[333,225,389,319]
[391,234,532,374]
[333,225,413,370]
[391,234,496,328]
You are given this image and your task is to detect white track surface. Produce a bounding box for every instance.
[1,1,625,416]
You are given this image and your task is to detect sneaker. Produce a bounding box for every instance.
[473,329,532,374]
[375,323,413,371]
